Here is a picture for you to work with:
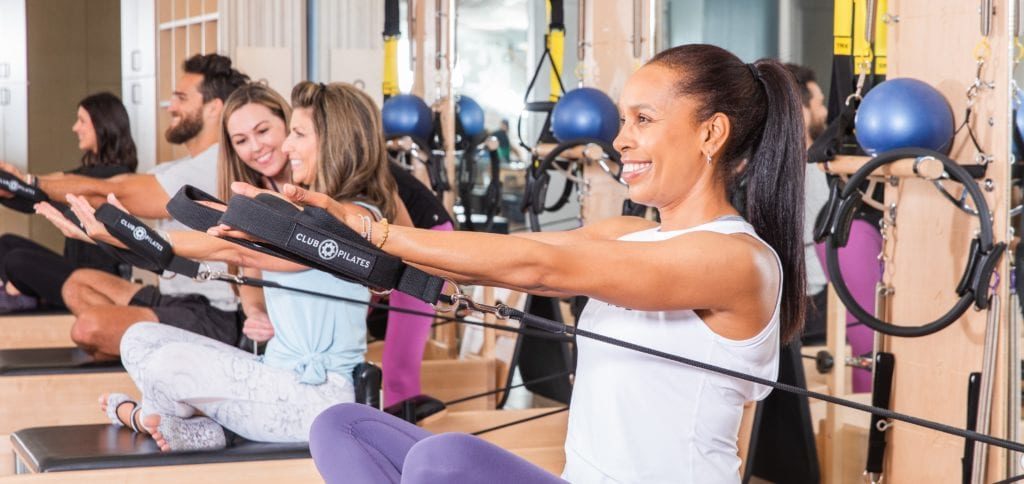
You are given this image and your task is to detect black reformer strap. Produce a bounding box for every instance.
[164,185,225,232]
[175,201,1024,459]
[0,171,49,214]
[93,203,201,278]
[865,352,894,481]
[57,204,165,275]
[962,372,981,484]
[819,147,1005,337]
[163,184,1024,461]
[169,186,445,304]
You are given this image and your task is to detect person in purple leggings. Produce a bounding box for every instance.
[229,43,808,483]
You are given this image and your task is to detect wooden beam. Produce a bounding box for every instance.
[0,315,74,350]
[0,372,139,435]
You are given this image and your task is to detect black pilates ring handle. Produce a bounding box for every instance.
[823,147,1005,338]
[523,138,621,232]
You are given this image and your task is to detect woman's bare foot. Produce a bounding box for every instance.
[99,393,145,432]
[142,413,227,452]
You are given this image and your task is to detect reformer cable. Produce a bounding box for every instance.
[99,187,1024,460]
[471,407,568,436]
[444,370,572,407]
[217,268,1024,458]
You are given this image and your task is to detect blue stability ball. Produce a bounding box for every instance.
[457,96,486,137]
[382,94,434,140]
[551,87,620,144]
[854,78,954,155]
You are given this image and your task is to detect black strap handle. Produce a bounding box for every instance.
[217,191,445,304]
[94,203,200,278]
[0,171,49,214]
[865,352,895,474]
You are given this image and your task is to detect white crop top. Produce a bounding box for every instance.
[561,216,782,483]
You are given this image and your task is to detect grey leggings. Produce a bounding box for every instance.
[119,322,354,442]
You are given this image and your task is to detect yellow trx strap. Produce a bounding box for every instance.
[384,36,399,97]
[834,0,887,75]
[547,0,565,102]
[835,0,884,75]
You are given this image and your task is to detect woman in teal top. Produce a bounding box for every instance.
[261,266,369,385]
[47,82,409,451]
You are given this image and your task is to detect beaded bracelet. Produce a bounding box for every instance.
[377,218,389,249]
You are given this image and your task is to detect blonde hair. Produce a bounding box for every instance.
[290,81,397,220]
[218,82,292,200]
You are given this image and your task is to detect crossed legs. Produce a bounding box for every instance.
[62,269,155,360]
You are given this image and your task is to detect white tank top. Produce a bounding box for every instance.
[562,217,782,484]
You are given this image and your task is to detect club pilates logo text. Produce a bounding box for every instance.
[119,219,165,252]
[294,232,371,268]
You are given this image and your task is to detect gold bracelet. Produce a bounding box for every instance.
[377,218,389,249]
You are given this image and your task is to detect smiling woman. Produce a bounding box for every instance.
[289,43,807,484]
[0,92,138,313]
[218,83,293,198]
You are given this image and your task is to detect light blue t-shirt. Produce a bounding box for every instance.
[261,269,369,385]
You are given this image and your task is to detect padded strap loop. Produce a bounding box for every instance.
[0,171,49,214]
[94,203,200,278]
[218,192,445,304]
[166,185,225,232]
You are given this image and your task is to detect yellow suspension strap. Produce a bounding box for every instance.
[809,0,887,163]
[383,0,401,99]
[547,0,565,102]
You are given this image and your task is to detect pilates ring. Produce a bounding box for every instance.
[521,138,621,232]
[820,147,1005,338]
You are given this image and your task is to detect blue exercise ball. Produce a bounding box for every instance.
[382,94,434,141]
[457,96,486,138]
[854,78,954,155]
[551,87,620,144]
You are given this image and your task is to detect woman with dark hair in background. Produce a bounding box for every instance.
[0,92,138,313]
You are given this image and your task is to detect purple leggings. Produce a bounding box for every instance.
[310,403,566,483]
[383,221,453,406]
[815,218,883,393]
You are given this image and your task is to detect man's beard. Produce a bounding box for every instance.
[165,109,204,144]
[808,118,826,142]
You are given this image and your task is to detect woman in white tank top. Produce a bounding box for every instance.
[235,44,808,484]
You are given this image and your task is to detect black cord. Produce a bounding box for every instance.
[994,473,1024,484]
[471,407,568,436]
[215,276,1024,456]
[444,370,572,407]
[565,323,1024,454]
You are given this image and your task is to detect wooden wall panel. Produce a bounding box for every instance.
[881,0,1012,480]
[219,0,304,99]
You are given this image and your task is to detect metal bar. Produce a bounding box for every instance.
[577,0,586,62]
[980,0,993,37]
[632,0,642,58]
[434,0,443,71]
[865,0,878,44]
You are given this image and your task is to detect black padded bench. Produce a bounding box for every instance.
[11,425,309,473]
[9,362,382,474]
[0,347,122,376]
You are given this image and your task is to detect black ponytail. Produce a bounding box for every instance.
[650,44,806,343]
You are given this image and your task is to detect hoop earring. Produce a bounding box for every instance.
[705,153,712,165]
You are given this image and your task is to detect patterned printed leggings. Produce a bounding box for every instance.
[119,322,354,442]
